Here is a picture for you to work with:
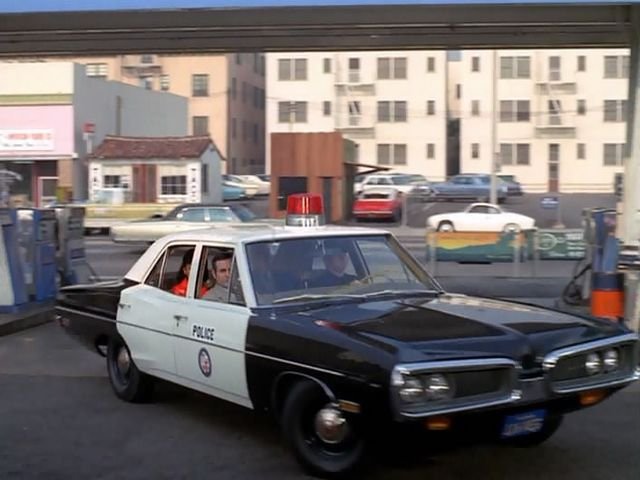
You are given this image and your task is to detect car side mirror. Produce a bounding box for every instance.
[150,213,164,219]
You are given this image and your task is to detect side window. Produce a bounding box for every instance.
[144,252,166,288]
[181,208,206,222]
[468,206,484,214]
[487,207,500,215]
[208,208,236,222]
[197,246,245,305]
[154,245,198,296]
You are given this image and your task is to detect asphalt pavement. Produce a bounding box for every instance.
[0,323,638,480]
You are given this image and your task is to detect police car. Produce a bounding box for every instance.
[56,194,639,478]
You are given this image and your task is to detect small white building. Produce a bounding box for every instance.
[89,135,223,204]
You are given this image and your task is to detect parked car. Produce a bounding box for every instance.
[356,172,433,199]
[352,188,403,222]
[223,183,246,201]
[498,174,525,196]
[256,174,270,183]
[110,203,280,243]
[235,174,271,196]
[57,196,640,477]
[427,203,536,232]
[431,174,508,202]
[222,175,259,198]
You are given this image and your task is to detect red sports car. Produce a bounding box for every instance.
[352,188,403,222]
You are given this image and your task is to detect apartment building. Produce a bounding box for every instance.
[266,51,448,181]
[45,53,266,174]
[456,48,629,193]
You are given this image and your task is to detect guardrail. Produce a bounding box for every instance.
[425,228,587,277]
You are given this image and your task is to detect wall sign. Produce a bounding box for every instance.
[0,129,54,151]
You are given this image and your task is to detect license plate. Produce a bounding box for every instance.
[501,409,546,439]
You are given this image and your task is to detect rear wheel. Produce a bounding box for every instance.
[437,221,455,232]
[106,335,154,403]
[281,381,366,478]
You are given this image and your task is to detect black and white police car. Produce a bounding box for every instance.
[56,194,639,477]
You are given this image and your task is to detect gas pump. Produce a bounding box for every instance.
[53,206,93,285]
[0,208,28,313]
[16,208,58,302]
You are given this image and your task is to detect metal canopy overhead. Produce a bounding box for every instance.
[0,2,638,56]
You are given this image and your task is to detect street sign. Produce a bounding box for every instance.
[540,196,559,209]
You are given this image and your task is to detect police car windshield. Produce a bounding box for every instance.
[246,234,440,306]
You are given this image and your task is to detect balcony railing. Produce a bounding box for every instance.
[535,81,577,95]
[535,117,576,138]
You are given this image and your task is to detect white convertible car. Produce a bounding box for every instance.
[427,203,536,232]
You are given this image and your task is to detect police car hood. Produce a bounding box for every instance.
[303,294,624,364]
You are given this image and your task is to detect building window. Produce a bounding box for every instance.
[603,100,627,122]
[323,58,332,73]
[242,121,248,140]
[139,76,153,90]
[242,82,248,103]
[471,56,480,72]
[500,56,531,79]
[347,58,360,82]
[140,54,154,64]
[578,55,586,72]
[231,78,237,99]
[253,123,258,144]
[500,143,530,165]
[471,143,480,159]
[604,55,630,79]
[377,57,407,80]
[577,99,586,115]
[201,164,209,194]
[103,175,122,188]
[456,84,461,99]
[192,74,209,97]
[231,118,237,139]
[278,101,307,123]
[86,63,108,78]
[348,101,362,126]
[253,86,260,108]
[235,53,241,65]
[426,143,435,159]
[426,56,436,73]
[278,58,307,80]
[161,175,187,195]
[499,100,530,122]
[259,56,266,76]
[160,74,170,91]
[377,101,407,122]
[377,144,407,165]
[549,56,561,81]
[471,100,480,116]
[192,116,209,135]
[426,100,436,116]
[549,143,560,162]
[603,143,625,166]
[548,100,562,125]
[253,53,260,73]
[577,143,586,160]
[323,101,332,116]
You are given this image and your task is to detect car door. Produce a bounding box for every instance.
[486,206,504,231]
[172,244,253,409]
[116,243,197,382]
[461,205,488,230]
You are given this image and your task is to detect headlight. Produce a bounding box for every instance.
[425,374,453,401]
[398,377,425,403]
[603,349,619,372]
[585,352,602,375]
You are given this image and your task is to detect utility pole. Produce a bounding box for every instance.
[490,49,499,205]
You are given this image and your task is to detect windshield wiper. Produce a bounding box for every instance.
[272,293,361,304]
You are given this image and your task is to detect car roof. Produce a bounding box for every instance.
[125,224,392,283]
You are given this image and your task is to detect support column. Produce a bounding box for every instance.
[623,7,640,247]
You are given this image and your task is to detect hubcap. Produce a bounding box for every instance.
[314,406,349,445]
[116,346,131,376]
[439,224,453,232]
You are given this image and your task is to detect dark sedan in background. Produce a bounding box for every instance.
[431,174,509,202]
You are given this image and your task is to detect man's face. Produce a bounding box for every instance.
[213,258,232,287]
[324,252,348,276]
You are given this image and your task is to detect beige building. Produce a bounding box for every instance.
[40,53,266,174]
[266,51,449,181]
[455,48,629,193]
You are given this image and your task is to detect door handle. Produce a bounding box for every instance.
[118,303,131,310]
[173,314,188,322]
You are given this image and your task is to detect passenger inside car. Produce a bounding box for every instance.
[170,249,210,297]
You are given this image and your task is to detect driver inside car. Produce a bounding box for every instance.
[312,243,357,288]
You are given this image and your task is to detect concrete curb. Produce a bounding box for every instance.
[0,303,54,337]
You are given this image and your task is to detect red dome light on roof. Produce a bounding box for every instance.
[286,193,325,227]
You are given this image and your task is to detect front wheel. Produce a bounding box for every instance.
[437,221,455,232]
[106,335,154,403]
[281,381,366,478]
[498,414,563,448]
